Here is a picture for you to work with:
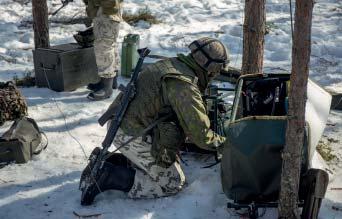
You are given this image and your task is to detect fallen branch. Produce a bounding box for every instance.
[332,206,342,212]
[0,54,17,64]
[0,178,14,183]
[330,188,342,191]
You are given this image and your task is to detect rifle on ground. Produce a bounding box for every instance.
[80,48,151,205]
[51,0,74,16]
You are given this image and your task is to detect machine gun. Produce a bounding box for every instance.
[203,85,235,136]
[79,48,151,205]
[181,85,235,164]
[51,0,74,16]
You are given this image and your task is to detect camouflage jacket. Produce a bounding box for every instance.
[83,0,122,20]
[120,57,226,152]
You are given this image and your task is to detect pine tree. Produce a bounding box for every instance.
[278,0,314,218]
[241,0,266,74]
[32,0,50,48]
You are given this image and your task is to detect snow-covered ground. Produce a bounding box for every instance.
[0,0,341,218]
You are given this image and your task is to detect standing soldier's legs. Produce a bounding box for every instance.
[93,14,119,78]
[87,13,120,100]
[113,129,186,199]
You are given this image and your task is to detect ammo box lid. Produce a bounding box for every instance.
[37,43,84,53]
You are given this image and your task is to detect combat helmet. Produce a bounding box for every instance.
[189,37,229,74]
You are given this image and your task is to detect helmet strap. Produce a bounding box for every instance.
[190,40,229,69]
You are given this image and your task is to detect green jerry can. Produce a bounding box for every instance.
[121,34,140,78]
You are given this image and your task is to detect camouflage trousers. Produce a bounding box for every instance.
[93,13,120,78]
[113,128,186,198]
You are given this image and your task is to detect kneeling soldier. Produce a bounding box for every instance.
[81,37,229,204]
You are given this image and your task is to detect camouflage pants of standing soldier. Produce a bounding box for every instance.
[93,10,120,78]
[113,128,186,198]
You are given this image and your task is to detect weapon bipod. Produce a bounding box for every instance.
[227,201,304,219]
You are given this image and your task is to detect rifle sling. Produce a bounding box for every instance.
[104,114,173,160]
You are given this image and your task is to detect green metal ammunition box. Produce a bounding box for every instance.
[121,34,140,77]
[33,43,99,92]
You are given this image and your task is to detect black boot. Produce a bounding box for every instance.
[87,80,102,91]
[79,147,101,190]
[87,77,113,101]
[80,161,135,206]
[79,150,130,191]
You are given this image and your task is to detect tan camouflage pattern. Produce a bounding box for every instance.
[93,8,120,78]
[113,128,186,198]
[0,82,27,126]
[189,37,229,74]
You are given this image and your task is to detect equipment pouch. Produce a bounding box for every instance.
[151,122,183,168]
[0,117,47,166]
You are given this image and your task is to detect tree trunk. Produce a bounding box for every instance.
[241,0,265,75]
[278,0,314,218]
[32,0,50,48]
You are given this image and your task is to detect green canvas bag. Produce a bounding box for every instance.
[0,117,47,166]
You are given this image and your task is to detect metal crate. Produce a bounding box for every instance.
[33,43,99,92]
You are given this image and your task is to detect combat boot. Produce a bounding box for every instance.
[87,77,113,101]
[87,80,102,91]
[80,161,135,206]
[80,149,131,191]
[79,147,101,190]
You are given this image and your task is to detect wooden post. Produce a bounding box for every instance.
[32,0,50,48]
[278,0,314,218]
[241,0,266,75]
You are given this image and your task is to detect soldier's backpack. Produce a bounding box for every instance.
[0,117,47,167]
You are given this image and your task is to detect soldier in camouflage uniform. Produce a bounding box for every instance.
[0,82,27,126]
[83,0,123,101]
[80,37,230,205]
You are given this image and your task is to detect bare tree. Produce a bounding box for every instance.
[278,0,314,218]
[32,0,50,48]
[241,0,266,74]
